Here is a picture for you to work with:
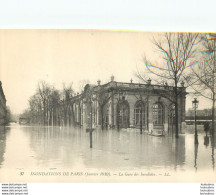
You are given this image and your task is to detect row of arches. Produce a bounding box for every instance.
[74,98,176,131]
[117,100,171,129]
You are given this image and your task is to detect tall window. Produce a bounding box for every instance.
[117,100,130,129]
[134,101,145,126]
[153,103,163,125]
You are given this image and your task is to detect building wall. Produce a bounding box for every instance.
[72,81,186,134]
[110,92,175,133]
[0,81,6,125]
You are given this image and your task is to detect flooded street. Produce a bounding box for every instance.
[0,123,215,182]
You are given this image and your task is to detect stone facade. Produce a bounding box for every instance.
[0,81,6,125]
[72,79,186,134]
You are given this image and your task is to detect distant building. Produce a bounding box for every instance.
[19,117,30,125]
[72,77,186,134]
[0,81,6,125]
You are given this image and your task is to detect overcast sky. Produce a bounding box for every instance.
[0,30,212,114]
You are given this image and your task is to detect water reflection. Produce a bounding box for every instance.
[211,136,215,170]
[203,135,215,170]
[204,136,210,147]
[82,130,185,170]
[23,126,88,168]
[0,124,215,172]
[0,126,6,168]
[194,144,198,172]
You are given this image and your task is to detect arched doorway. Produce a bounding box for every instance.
[134,100,145,128]
[117,100,130,129]
[152,102,164,127]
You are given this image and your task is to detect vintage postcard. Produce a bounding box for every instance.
[0,30,215,183]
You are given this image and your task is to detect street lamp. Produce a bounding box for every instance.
[192,98,199,144]
[84,93,97,148]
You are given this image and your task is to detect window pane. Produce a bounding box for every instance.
[153,103,163,125]
[134,101,145,126]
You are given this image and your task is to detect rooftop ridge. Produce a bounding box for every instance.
[95,80,185,89]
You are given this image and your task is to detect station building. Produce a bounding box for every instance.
[72,77,186,134]
[0,81,6,125]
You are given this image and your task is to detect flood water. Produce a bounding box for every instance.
[0,123,215,181]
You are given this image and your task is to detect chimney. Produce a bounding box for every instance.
[147,78,151,85]
[111,75,114,82]
[97,80,101,86]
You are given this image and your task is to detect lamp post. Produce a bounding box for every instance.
[192,98,199,144]
[85,93,96,148]
[117,89,127,130]
[140,105,143,134]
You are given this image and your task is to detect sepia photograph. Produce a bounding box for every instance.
[0,30,216,183]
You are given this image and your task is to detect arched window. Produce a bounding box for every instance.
[153,103,163,125]
[134,101,145,126]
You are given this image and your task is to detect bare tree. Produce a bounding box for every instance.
[37,81,52,125]
[29,93,42,124]
[61,83,75,126]
[22,81,77,126]
[137,32,200,138]
[190,33,216,136]
[49,89,61,126]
